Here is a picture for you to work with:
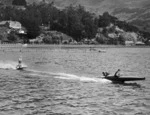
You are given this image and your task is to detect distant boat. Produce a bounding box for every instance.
[98,49,106,53]
[90,48,106,53]
[16,66,27,70]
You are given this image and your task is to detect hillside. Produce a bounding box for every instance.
[1,0,150,31]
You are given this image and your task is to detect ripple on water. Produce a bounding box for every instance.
[0,48,150,115]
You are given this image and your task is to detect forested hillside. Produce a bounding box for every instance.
[0,0,150,44]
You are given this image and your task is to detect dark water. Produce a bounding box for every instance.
[0,47,150,115]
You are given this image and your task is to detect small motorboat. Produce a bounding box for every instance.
[104,75,145,83]
[16,65,27,70]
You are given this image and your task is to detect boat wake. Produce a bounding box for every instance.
[55,73,111,83]
[0,63,110,83]
[0,61,27,70]
[26,70,111,83]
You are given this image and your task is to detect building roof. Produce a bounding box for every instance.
[136,41,145,45]
[9,21,22,29]
[0,20,22,29]
[0,21,8,25]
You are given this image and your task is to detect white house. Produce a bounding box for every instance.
[0,20,26,34]
[125,41,135,46]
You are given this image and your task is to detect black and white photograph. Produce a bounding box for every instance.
[0,0,149,115]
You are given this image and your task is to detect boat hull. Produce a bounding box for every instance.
[16,67,26,70]
[104,76,145,83]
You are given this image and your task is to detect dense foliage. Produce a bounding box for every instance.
[98,11,139,32]
[0,2,149,44]
[12,0,27,6]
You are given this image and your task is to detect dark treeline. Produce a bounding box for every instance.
[0,2,149,43]
[12,0,27,6]
[98,12,139,32]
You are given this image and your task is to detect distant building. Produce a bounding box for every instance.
[9,21,21,29]
[125,41,135,46]
[0,20,26,34]
[135,41,145,45]
[120,32,138,45]
[0,20,27,43]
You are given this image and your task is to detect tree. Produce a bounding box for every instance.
[118,35,125,45]
[58,5,84,41]
[7,31,19,43]
[20,5,42,38]
[62,5,97,41]
[98,12,118,27]
[43,36,52,44]
[37,2,57,26]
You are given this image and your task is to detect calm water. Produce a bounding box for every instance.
[0,47,150,115]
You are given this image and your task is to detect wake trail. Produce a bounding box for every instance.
[27,70,111,83]
[0,64,111,83]
[55,73,111,83]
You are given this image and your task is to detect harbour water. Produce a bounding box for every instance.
[0,47,150,115]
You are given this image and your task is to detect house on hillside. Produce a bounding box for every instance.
[123,32,145,46]
[9,21,21,29]
[119,32,139,46]
[0,20,27,43]
[125,41,135,46]
[9,21,26,34]
[135,41,145,45]
[0,21,26,34]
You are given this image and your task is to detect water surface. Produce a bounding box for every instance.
[0,47,150,115]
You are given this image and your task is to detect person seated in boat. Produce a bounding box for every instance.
[16,56,22,69]
[114,69,121,78]
[102,72,109,77]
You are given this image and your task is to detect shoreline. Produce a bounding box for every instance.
[0,44,150,49]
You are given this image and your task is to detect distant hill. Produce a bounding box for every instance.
[1,0,150,31]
